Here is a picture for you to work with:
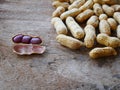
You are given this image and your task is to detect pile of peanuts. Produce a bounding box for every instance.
[51,0,120,59]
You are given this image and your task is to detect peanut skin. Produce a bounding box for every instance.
[51,17,68,35]
[97,33,120,48]
[89,47,117,59]
[56,34,84,49]
[66,16,85,39]
[84,25,96,48]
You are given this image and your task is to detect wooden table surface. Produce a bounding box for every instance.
[0,0,120,90]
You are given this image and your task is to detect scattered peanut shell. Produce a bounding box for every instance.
[56,34,84,49]
[89,47,117,59]
[97,33,120,48]
[66,16,84,39]
[76,9,94,23]
[13,44,46,55]
[99,20,111,35]
[51,17,68,35]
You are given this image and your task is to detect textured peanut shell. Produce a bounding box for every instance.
[89,47,117,59]
[99,14,108,20]
[99,20,111,35]
[97,33,120,48]
[117,25,120,39]
[93,3,104,16]
[111,4,120,12]
[79,0,94,12]
[87,15,99,28]
[93,0,117,5]
[84,25,96,48]
[56,34,84,49]
[113,12,120,24]
[102,4,114,16]
[66,16,84,39]
[68,0,85,10]
[52,1,69,9]
[52,6,65,17]
[60,8,80,20]
[69,0,77,4]
[76,9,94,23]
[107,18,117,31]
[51,17,68,35]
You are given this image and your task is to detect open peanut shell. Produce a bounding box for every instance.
[13,44,46,55]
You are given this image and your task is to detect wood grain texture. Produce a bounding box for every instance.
[0,0,120,90]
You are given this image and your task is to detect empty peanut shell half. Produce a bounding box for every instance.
[13,44,46,55]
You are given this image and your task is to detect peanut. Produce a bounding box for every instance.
[79,0,94,12]
[66,16,85,39]
[89,47,117,59]
[117,25,120,39]
[93,3,104,16]
[51,17,68,35]
[56,34,84,49]
[113,12,120,24]
[52,1,69,9]
[87,15,99,28]
[76,9,94,23]
[52,6,65,17]
[99,20,111,35]
[99,14,108,20]
[102,4,114,16]
[97,33,120,48]
[84,25,96,48]
[107,18,117,31]
[111,4,120,12]
[60,8,80,20]
[68,0,85,10]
